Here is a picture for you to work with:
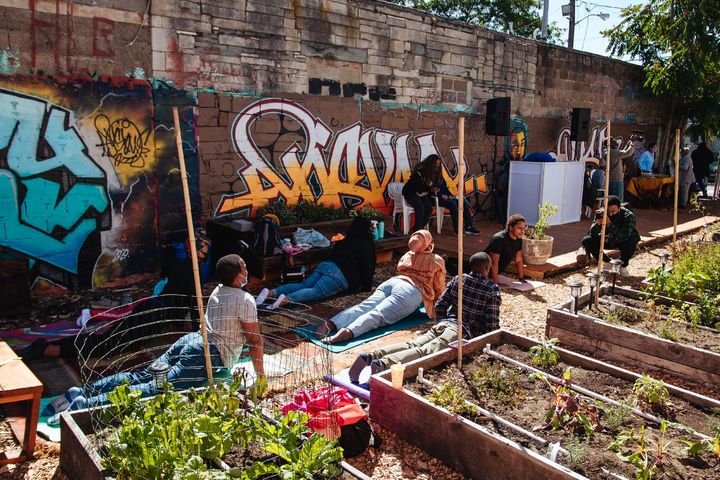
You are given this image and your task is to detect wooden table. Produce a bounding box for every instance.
[0,341,43,464]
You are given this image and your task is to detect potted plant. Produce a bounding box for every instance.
[521,202,558,265]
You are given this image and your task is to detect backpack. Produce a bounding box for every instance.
[251,217,282,257]
[339,416,382,457]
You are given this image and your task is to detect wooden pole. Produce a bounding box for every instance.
[173,107,214,386]
[595,121,611,308]
[672,129,680,249]
[457,116,465,369]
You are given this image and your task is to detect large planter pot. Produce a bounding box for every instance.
[522,236,554,265]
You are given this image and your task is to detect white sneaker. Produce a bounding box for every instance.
[268,294,286,310]
[255,288,270,305]
[619,267,629,276]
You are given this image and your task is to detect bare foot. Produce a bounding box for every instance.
[322,328,353,344]
[314,321,334,339]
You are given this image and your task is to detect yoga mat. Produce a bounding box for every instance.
[324,368,371,400]
[497,274,545,292]
[293,308,430,353]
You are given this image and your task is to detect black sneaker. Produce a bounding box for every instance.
[464,226,481,235]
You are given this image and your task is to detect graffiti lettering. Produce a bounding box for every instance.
[94,115,151,168]
[0,89,110,274]
[556,125,618,162]
[215,98,483,216]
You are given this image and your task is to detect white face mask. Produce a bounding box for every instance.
[240,274,248,288]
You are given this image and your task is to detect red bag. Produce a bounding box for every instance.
[281,386,366,436]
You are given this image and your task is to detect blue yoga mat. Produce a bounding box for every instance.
[293,308,430,353]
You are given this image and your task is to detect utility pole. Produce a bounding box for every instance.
[568,0,576,49]
[541,0,549,40]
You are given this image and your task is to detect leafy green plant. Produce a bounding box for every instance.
[525,202,558,240]
[256,199,350,225]
[609,422,671,480]
[633,375,669,407]
[602,306,645,326]
[469,362,525,407]
[428,382,477,417]
[603,400,633,432]
[655,320,681,342]
[350,204,385,222]
[535,369,601,438]
[564,435,589,471]
[529,337,560,369]
[101,378,342,479]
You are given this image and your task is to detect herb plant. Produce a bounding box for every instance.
[469,362,525,407]
[525,202,559,240]
[633,375,669,407]
[428,383,477,417]
[529,337,560,369]
[609,422,671,480]
[535,369,601,438]
[603,400,633,432]
[564,435,589,471]
[350,204,385,222]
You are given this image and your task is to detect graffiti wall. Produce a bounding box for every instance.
[0,75,159,290]
[199,95,488,220]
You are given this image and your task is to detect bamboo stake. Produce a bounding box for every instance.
[457,116,465,369]
[172,107,214,386]
[672,129,680,249]
[594,121,611,308]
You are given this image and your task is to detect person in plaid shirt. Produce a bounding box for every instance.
[348,252,500,383]
[577,195,640,276]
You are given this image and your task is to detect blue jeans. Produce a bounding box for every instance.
[83,332,223,406]
[330,277,423,338]
[436,197,474,232]
[609,181,624,202]
[272,261,348,304]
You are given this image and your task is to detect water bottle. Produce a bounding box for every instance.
[371,220,379,240]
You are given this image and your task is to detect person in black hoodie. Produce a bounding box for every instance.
[402,155,438,233]
[692,142,713,197]
[258,217,376,306]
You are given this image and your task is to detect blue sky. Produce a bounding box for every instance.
[545,0,637,58]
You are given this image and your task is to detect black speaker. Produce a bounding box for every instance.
[485,97,511,136]
[571,108,591,142]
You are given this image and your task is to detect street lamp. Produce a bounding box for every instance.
[575,12,610,24]
[563,0,610,49]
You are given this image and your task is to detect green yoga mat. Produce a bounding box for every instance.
[37,397,62,442]
[293,308,431,353]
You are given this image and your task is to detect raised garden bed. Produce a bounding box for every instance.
[60,381,353,479]
[370,330,720,480]
[546,286,720,392]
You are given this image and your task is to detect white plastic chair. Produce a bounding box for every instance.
[387,182,440,235]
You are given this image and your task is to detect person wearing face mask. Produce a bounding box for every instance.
[318,230,446,344]
[576,195,640,276]
[44,255,264,423]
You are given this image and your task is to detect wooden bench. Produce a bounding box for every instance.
[0,341,43,464]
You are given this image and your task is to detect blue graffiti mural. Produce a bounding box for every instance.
[0,89,110,274]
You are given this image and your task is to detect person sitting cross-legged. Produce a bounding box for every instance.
[318,229,446,344]
[348,252,500,383]
[44,254,264,423]
[576,195,640,275]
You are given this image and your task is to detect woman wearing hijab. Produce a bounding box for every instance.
[257,217,376,307]
[318,229,446,344]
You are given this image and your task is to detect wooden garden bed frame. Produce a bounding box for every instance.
[546,286,720,392]
[369,329,720,480]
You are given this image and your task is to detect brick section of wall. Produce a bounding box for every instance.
[0,0,151,77]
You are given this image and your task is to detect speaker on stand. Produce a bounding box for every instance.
[570,108,591,160]
[481,97,512,222]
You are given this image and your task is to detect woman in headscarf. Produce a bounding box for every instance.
[402,155,442,233]
[257,217,376,307]
[319,229,446,344]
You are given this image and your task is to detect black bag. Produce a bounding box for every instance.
[251,217,282,257]
[338,417,381,458]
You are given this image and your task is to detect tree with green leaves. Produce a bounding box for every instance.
[604,0,720,168]
[385,0,563,43]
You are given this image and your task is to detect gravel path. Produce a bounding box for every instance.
[0,232,701,479]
